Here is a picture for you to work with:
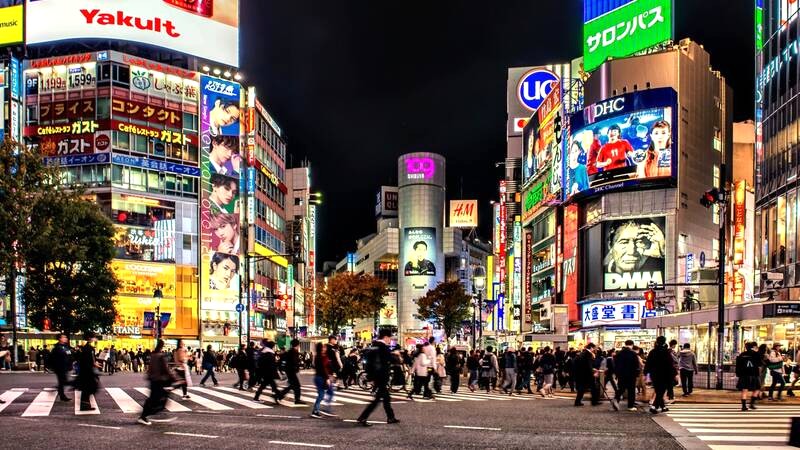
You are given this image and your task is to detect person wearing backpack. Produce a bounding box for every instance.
[767,343,786,401]
[479,346,499,393]
[736,341,763,411]
[199,345,218,386]
[356,329,399,426]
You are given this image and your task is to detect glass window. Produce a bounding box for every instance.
[712,203,720,225]
[112,165,127,189]
[133,134,147,153]
[129,168,146,192]
[788,190,797,265]
[114,131,130,150]
[183,234,192,250]
[147,172,162,193]
[779,195,788,265]
[25,105,38,125]
[96,98,110,119]
[713,165,720,188]
[185,143,198,163]
[165,174,177,194]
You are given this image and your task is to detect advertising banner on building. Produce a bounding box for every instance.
[566,87,677,201]
[200,75,242,318]
[523,231,532,330]
[130,65,199,103]
[562,204,579,322]
[449,200,478,228]
[402,227,437,277]
[580,298,657,327]
[733,180,746,265]
[0,1,22,46]
[522,82,563,189]
[379,291,398,326]
[583,0,673,72]
[111,260,176,297]
[602,217,665,291]
[27,0,240,67]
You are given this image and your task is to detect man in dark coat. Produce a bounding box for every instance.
[612,339,640,411]
[356,329,398,426]
[76,332,100,411]
[50,334,73,402]
[277,339,303,404]
[573,343,599,406]
[253,340,281,402]
[645,336,677,414]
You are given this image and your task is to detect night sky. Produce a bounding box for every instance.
[239,0,754,265]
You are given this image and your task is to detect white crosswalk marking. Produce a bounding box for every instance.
[170,389,232,411]
[189,387,271,409]
[74,391,100,415]
[105,388,142,413]
[662,403,799,447]
[0,388,27,412]
[134,388,191,412]
[22,391,57,417]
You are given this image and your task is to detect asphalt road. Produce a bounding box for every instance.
[0,370,684,449]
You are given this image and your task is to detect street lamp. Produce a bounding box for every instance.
[472,266,486,350]
[153,286,163,341]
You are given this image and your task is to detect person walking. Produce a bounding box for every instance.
[611,340,640,412]
[479,347,499,393]
[736,341,763,411]
[445,347,462,394]
[138,339,179,425]
[107,345,117,375]
[645,336,677,414]
[232,344,247,390]
[603,348,618,398]
[173,339,191,399]
[678,343,698,396]
[356,329,399,426]
[311,342,336,418]
[422,338,437,396]
[767,343,786,401]
[538,347,557,398]
[574,343,599,406]
[253,340,281,402]
[466,350,480,392]
[408,344,432,399]
[276,339,303,405]
[325,335,343,380]
[199,345,219,386]
[665,340,679,403]
[76,332,100,411]
[50,334,72,402]
[502,348,517,395]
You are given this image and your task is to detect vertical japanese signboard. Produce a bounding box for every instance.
[200,75,243,331]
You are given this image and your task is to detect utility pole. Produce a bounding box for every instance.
[716,163,727,390]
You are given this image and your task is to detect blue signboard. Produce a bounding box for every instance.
[111,154,201,177]
[44,153,110,166]
[10,56,19,101]
[247,167,256,194]
[518,69,559,112]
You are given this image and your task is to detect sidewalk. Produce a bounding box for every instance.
[673,388,800,404]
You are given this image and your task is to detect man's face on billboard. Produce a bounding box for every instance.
[414,243,428,262]
[210,101,240,129]
[608,128,620,142]
[611,223,646,272]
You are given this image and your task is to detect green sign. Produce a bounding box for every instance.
[583,0,673,72]
[755,3,763,50]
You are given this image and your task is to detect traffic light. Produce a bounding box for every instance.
[644,289,656,310]
[700,188,727,208]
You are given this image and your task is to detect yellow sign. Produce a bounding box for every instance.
[0,5,23,46]
[254,243,288,268]
[112,260,176,297]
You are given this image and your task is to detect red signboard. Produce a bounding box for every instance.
[111,98,183,129]
[733,180,746,266]
[39,134,95,156]
[39,99,96,122]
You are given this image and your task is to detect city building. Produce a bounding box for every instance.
[0,1,308,352]
[577,40,732,355]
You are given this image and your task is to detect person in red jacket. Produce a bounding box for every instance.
[596,125,633,172]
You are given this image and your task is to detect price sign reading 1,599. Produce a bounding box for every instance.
[68,70,95,89]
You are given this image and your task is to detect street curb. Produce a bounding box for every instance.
[651,414,709,450]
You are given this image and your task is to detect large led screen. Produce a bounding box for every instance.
[27,0,240,67]
[200,75,241,313]
[402,227,437,277]
[602,217,665,291]
[565,87,677,201]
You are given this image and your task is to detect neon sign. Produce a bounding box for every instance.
[405,157,435,180]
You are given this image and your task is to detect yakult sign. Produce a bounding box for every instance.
[26,0,240,67]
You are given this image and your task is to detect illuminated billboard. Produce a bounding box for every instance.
[581,298,657,327]
[26,0,240,67]
[565,87,677,201]
[602,217,665,291]
[522,82,563,202]
[449,200,478,228]
[0,2,22,46]
[200,75,242,316]
[583,0,673,72]
[403,227,437,277]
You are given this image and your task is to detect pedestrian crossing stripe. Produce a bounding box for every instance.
[0,384,551,417]
[661,403,799,447]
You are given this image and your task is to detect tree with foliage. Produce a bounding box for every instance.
[22,193,120,338]
[315,272,388,335]
[0,139,62,358]
[415,280,472,341]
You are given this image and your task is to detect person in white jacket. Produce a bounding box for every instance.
[767,343,786,401]
[407,344,434,400]
[422,337,437,397]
